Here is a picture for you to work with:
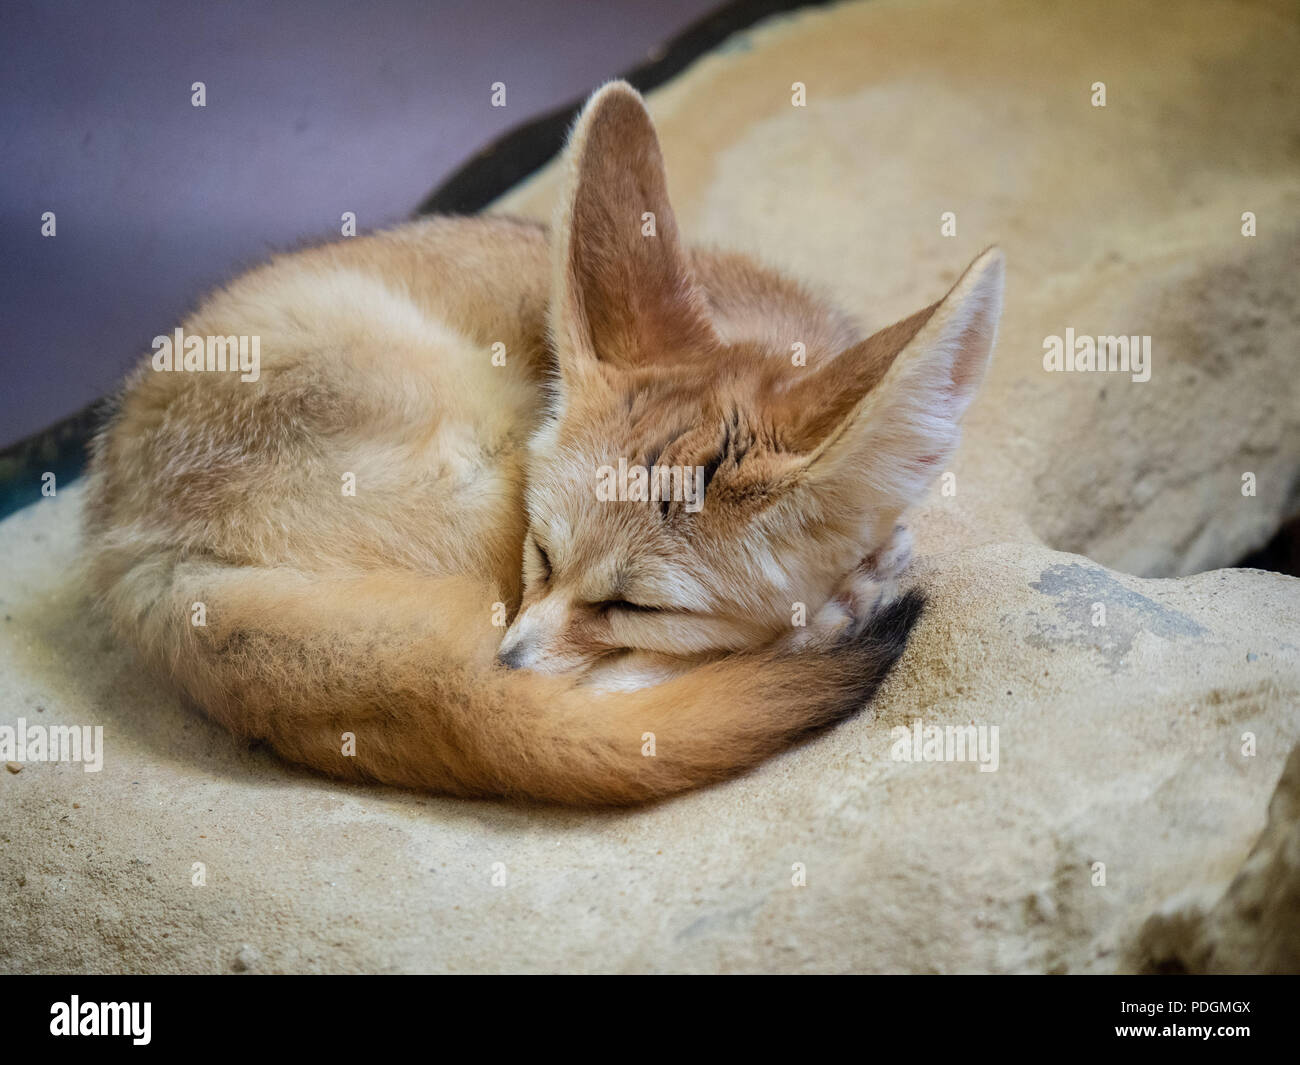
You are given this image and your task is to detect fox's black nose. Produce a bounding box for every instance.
[496,646,526,670]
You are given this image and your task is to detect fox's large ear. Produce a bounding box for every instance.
[551,81,717,377]
[782,248,1004,524]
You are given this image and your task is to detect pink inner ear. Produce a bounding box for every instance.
[944,312,996,398]
[772,300,941,453]
[560,87,717,369]
[780,253,1002,522]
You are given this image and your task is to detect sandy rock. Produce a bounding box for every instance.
[1133,743,1300,973]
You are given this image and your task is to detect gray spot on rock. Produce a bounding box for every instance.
[1027,563,1207,671]
[677,897,765,942]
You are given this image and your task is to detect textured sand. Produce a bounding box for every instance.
[2,0,1298,972]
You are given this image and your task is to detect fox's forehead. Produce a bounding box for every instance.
[538,512,572,549]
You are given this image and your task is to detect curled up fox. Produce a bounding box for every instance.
[85,83,1004,805]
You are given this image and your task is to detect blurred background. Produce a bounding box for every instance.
[0,0,725,449]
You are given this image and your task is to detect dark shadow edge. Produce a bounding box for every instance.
[416,0,835,216]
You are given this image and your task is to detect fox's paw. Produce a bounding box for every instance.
[778,597,855,653]
[858,522,913,603]
[832,523,913,619]
[863,523,914,585]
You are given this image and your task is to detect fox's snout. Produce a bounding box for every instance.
[496,618,543,671]
[497,595,583,674]
[495,644,528,670]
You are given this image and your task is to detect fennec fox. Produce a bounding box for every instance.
[84,82,1003,804]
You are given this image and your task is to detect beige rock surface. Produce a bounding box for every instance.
[2,0,1298,972]
[1134,742,1300,974]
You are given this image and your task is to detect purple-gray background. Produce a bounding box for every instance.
[0,0,719,448]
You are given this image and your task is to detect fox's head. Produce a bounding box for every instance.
[498,82,1003,681]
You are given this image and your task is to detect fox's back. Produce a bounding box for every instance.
[86,216,557,594]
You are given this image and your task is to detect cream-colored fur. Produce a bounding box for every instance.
[83,82,1002,804]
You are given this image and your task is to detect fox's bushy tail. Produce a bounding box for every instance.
[90,551,923,805]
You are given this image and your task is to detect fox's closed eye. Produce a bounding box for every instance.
[533,538,552,581]
[595,599,659,614]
